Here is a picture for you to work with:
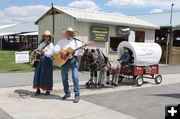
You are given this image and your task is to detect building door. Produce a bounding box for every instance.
[171,30,180,64]
[109,36,128,53]
[155,28,169,64]
[135,31,145,42]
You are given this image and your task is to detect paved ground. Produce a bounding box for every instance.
[0,73,180,119]
[0,71,90,88]
[0,83,137,119]
[0,64,180,88]
[0,108,13,119]
[82,83,180,119]
[0,64,180,119]
[159,64,180,74]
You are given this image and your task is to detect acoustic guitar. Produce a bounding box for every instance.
[29,42,50,68]
[54,41,95,66]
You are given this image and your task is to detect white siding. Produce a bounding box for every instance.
[131,27,155,43]
[74,23,155,61]
[75,21,89,43]
[38,14,53,42]
[144,29,155,43]
[75,22,118,61]
[37,13,155,62]
[54,13,75,43]
[37,13,75,44]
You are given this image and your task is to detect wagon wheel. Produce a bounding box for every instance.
[135,76,144,86]
[154,74,162,84]
[118,76,124,83]
[85,82,90,88]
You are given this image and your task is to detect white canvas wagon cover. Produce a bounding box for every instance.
[117,41,162,66]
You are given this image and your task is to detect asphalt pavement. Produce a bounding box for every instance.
[82,82,180,119]
[0,64,180,88]
[0,64,180,119]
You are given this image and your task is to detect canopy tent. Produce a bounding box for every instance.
[17,32,38,36]
[0,32,38,37]
[0,24,16,30]
[117,41,162,66]
[0,23,38,51]
[0,23,37,34]
[0,32,16,37]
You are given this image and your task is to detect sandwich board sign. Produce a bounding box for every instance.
[15,51,29,63]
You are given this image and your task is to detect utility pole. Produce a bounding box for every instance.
[51,2,55,43]
[170,3,174,25]
[166,3,174,64]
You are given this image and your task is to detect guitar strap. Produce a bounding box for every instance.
[41,42,50,50]
[74,39,78,48]
[37,42,50,57]
[73,38,78,57]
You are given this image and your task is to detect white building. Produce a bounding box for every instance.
[35,6,159,61]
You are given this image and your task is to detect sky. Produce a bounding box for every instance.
[0,0,180,26]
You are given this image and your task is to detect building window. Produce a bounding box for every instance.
[109,36,128,53]
[135,31,145,42]
[117,26,130,36]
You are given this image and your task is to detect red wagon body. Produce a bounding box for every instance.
[120,65,159,76]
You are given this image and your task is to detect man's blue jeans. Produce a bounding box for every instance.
[61,57,80,96]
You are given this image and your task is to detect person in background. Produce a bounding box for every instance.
[118,47,130,66]
[32,30,54,96]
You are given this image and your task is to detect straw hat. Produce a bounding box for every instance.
[42,30,53,37]
[62,27,77,36]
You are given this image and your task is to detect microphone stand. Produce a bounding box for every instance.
[73,38,87,44]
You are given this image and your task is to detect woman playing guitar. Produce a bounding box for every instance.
[31,30,54,96]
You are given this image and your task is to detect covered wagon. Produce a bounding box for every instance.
[117,41,162,86]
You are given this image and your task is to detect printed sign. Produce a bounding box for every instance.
[91,26,109,41]
[15,51,29,63]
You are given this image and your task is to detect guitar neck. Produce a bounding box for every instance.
[69,44,87,55]
[65,41,95,55]
[75,44,87,51]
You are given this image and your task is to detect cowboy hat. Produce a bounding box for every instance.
[42,30,53,37]
[62,27,77,36]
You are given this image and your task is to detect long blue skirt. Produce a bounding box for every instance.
[33,55,53,91]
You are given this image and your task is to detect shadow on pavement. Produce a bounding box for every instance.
[14,89,76,102]
[14,89,62,100]
[152,93,180,99]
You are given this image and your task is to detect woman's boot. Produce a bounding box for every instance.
[35,88,40,95]
[45,91,50,96]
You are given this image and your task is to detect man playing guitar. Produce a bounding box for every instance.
[53,27,84,103]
